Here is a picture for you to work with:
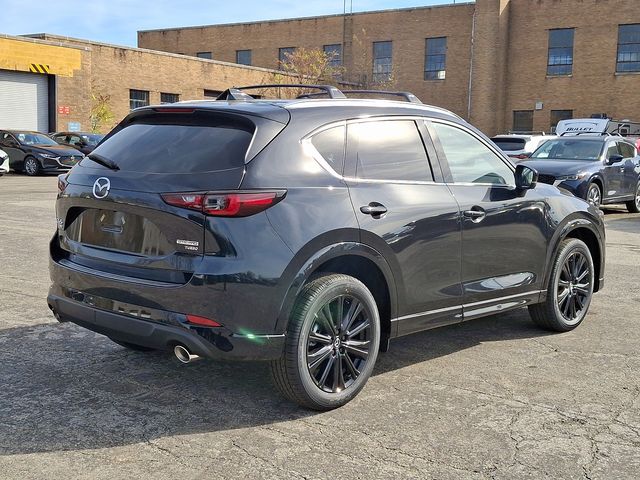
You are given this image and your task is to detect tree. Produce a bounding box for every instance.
[89,90,114,133]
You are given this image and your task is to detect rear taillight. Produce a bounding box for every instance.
[186,314,222,327]
[161,191,286,217]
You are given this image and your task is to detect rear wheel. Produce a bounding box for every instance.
[23,156,41,176]
[110,338,156,352]
[270,274,380,410]
[585,183,601,208]
[626,181,640,213]
[529,238,594,332]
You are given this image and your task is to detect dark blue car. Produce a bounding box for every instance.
[523,135,640,213]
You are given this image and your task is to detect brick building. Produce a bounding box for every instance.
[0,34,289,133]
[138,0,640,136]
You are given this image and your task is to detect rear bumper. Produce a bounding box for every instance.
[47,290,285,361]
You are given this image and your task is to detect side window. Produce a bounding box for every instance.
[310,125,345,174]
[618,141,635,159]
[606,143,620,159]
[348,120,433,182]
[431,122,514,185]
[69,135,81,145]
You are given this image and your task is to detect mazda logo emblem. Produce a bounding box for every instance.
[93,177,111,199]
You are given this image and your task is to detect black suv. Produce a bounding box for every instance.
[48,86,605,410]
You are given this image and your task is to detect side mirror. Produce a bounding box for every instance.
[606,154,623,165]
[515,164,538,190]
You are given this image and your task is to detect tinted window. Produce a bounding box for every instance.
[311,126,345,174]
[618,141,636,158]
[85,113,254,174]
[491,138,527,151]
[432,123,514,185]
[349,120,432,182]
[531,139,604,161]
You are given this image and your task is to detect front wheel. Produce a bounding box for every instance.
[626,181,640,213]
[529,238,595,332]
[23,156,41,176]
[270,274,380,410]
[585,183,602,208]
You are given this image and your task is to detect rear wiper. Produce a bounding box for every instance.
[87,153,120,171]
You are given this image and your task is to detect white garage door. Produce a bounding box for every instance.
[0,69,49,132]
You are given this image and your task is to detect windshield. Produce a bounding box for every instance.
[80,134,104,146]
[530,139,603,161]
[16,132,58,146]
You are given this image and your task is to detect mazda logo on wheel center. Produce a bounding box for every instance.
[92,177,111,199]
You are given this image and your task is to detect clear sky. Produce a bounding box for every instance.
[1,0,468,47]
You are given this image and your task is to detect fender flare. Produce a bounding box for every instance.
[273,241,398,334]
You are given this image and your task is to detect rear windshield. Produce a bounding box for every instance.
[490,138,527,151]
[83,112,254,173]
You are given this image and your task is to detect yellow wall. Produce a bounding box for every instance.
[0,37,82,77]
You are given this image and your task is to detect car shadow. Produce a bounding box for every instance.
[0,308,554,455]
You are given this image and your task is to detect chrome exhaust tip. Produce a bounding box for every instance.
[174,345,200,364]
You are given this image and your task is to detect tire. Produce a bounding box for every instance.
[110,338,156,352]
[270,274,381,410]
[23,156,41,176]
[625,181,640,213]
[585,182,602,208]
[529,238,595,332]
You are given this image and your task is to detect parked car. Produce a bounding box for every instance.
[0,148,9,175]
[48,85,605,410]
[0,130,84,176]
[522,135,640,212]
[50,132,105,155]
[490,134,556,160]
[557,118,640,150]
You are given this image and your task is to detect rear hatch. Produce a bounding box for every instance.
[54,107,287,284]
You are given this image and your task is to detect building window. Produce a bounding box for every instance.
[197,52,212,59]
[278,47,296,68]
[513,110,534,132]
[203,89,222,98]
[425,37,447,80]
[372,41,393,83]
[236,50,252,65]
[550,110,573,133]
[323,44,342,68]
[129,89,149,110]
[547,28,574,76]
[617,24,640,73]
[160,92,180,104]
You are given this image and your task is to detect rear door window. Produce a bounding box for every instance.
[618,141,636,159]
[347,120,433,182]
[84,112,254,173]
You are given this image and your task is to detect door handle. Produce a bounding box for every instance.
[360,203,388,217]
[463,207,486,223]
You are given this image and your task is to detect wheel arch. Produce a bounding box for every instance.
[543,218,604,295]
[275,242,398,350]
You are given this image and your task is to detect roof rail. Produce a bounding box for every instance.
[217,84,346,100]
[341,90,423,104]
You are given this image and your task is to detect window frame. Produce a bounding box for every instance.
[236,49,252,65]
[323,44,343,68]
[512,110,534,133]
[160,92,180,104]
[278,47,296,68]
[617,24,640,73]
[129,89,150,110]
[426,119,516,188]
[196,51,212,59]
[425,37,447,80]
[302,116,442,184]
[547,28,574,76]
[372,41,393,84]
